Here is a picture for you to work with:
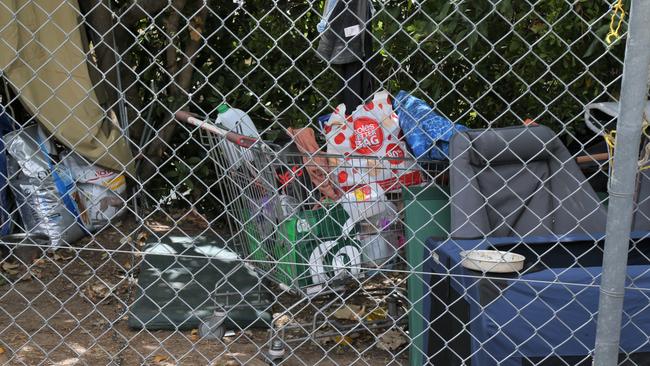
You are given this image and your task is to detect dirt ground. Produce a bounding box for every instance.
[0,212,409,366]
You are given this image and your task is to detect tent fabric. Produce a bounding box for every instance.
[0,0,133,173]
[449,126,607,239]
[423,234,650,365]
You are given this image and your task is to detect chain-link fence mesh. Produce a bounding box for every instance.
[0,0,649,365]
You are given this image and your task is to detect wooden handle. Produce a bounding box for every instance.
[576,152,610,164]
[175,110,258,147]
[174,111,194,124]
[175,110,226,137]
[226,133,257,148]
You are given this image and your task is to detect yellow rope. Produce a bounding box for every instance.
[606,0,626,44]
[639,143,650,171]
[604,117,650,171]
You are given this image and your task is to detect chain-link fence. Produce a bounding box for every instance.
[0,0,649,365]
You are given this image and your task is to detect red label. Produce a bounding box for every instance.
[340,171,423,193]
[276,166,303,187]
[86,170,116,183]
[338,171,348,184]
[350,117,383,155]
[386,143,404,165]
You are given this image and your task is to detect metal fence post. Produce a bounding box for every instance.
[594,1,650,365]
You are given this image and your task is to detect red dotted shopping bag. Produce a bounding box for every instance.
[324,91,423,192]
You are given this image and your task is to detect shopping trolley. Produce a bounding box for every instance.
[174,111,444,363]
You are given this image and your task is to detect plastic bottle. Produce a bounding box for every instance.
[215,104,259,167]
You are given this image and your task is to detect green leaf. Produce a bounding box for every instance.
[436,2,453,22]
[497,0,514,18]
[186,156,202,165]
[467,31,479,51]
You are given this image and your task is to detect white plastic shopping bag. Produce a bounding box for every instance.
[64,153,127,232]
[324,91,422,192]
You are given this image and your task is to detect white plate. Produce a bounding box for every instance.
[459,250,526,273]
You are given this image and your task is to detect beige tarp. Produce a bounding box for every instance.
[0,0,133,173]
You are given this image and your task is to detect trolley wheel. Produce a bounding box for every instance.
[266,338,286,365]
[199,314,226,340]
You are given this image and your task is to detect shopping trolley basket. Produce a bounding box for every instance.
[175,111,440,362]
[175,111,415,289]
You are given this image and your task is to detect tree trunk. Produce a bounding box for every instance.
[121,0,169,26]
[81,0,207,180]
[139,3,208,179]
[79,0,169,150]
[79,0,122,117]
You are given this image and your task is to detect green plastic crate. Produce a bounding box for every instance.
[276,205,362,290]
[243,202,362,291]
[403,185,450,366]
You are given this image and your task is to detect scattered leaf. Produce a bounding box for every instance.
[179,209,209,227]
[0,346,5,354]
[33,259,46,267]
[365,307,388,322]
[18,272,32,282]
[152,354,168,363]
[23,267,43,281]
[52,251,73,261]
[377,329,408,352]
[100,253,108,260]
[93,318,108,328]
[318,334,354,346]
[136,231,149,246]
[213,357,239,366]
[84,282,111,303]
[190,328,199,341]
[273,313,291,327]
[2,262,20,275]
[332,305,365,321]
[334,335,352,346]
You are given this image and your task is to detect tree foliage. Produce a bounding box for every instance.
[111,0,626,210]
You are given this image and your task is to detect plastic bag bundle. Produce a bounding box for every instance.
[64,153,127,232]
[4,125,86,247]
[394,90,467,160]
[324,90,422,192]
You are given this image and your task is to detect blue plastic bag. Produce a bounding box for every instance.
[394,90,467,160]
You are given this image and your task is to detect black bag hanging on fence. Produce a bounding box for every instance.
[0,105,16,236]
[317,0,375,111]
